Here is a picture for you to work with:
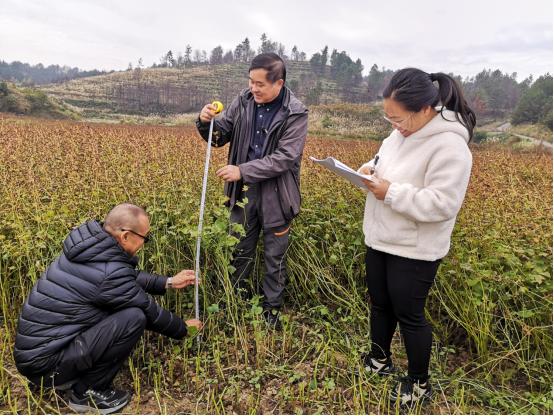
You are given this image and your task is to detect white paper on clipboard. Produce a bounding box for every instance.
[309,156,378,189]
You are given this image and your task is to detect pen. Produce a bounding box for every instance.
[369,155,379,175]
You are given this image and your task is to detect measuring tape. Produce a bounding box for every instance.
[194,101,224,321]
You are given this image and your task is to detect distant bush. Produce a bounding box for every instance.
[473,131,488,143]
[321,115,333,129]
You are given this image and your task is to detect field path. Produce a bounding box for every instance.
[491,122,553,150]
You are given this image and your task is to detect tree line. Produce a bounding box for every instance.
[142,34,366,104]
[151,34,364,90]
[0,61,108,85]
[144,33,552,128]
[151,34,307,69]
[365,66,552,129]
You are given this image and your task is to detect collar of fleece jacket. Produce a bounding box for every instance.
[405,109,470,142]
[62,220,138,266]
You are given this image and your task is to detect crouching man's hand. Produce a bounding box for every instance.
[186,319,203,331]
[168,269,198,289]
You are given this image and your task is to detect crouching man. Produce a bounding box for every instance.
[13,203,202,414]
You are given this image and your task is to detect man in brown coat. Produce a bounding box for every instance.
[196,53,308,328]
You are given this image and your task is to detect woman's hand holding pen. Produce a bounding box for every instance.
[360,155,390,200]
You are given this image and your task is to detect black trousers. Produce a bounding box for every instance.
[230,183,290,310]
[30,308,146,393]
[365,247,441,382]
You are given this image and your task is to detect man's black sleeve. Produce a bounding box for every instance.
[136,271,167,295]
[94,267,187,339]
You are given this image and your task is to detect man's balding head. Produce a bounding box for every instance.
[104,203,148,231]
[104,203,150,256]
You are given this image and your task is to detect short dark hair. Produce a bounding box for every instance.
[249,53,286,83]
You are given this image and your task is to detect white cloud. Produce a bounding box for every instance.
[0,0,551,79]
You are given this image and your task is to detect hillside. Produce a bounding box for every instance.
[0,81,79,119]
[41,61,368,117]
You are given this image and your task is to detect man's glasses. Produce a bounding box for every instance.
[120,228,150,243]
[383,112,415,128]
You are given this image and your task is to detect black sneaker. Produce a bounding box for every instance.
[262,309,282,330]
[390,376,432,407]
[362,354,396,376]
[68,388,130,414]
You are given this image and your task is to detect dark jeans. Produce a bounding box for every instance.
[230,183,290,310]
[30,308,146,394]
[365,247,441,382]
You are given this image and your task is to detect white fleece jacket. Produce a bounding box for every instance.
[359,110,472,261]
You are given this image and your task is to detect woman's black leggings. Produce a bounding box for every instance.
[365,246,441,382]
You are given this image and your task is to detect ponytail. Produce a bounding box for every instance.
[383,68,476,141]
[430,72,476,140]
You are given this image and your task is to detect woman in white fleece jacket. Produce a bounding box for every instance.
[358,68,476,406]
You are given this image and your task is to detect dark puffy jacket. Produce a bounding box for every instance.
[196,87,308,229]
[13,220,187,377]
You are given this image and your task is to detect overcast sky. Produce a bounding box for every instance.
[1,0,552,80]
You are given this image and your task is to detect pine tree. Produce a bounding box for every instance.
[320,46,328,75]
[242,38,254,62]
[223,50,234,64]
[291,46,299,61]
[258,33,277,54]
[184,45,192,67]
[210,46,224,65]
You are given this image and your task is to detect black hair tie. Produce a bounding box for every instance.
[429,73,438,82]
